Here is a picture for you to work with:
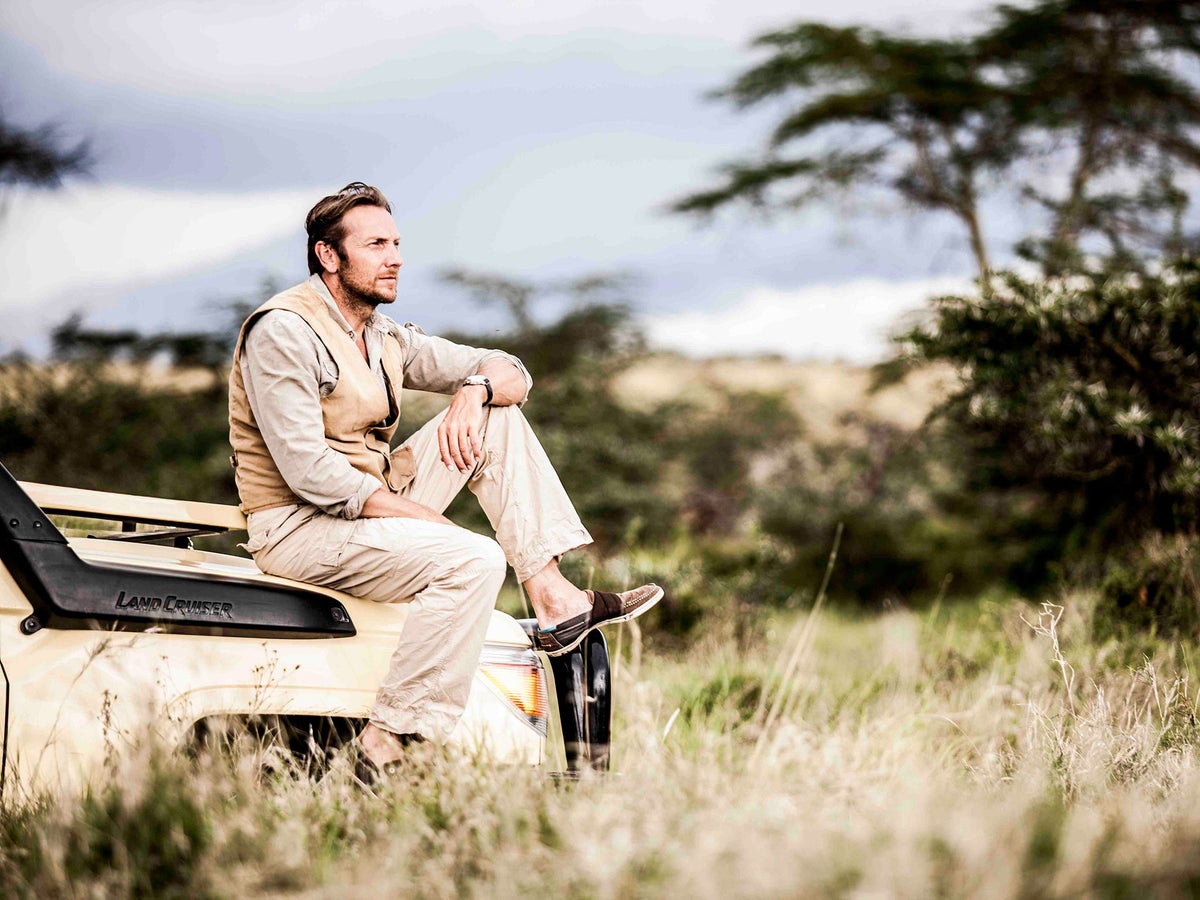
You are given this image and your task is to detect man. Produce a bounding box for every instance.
[228,182,661,772]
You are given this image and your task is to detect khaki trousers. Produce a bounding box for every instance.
[252,405,593,739]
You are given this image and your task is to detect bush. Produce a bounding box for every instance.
[755,420,1004,608]
[1095,534,1200,640]
[0,361,236,503]
[0,753,214,899]
[901,262,1200,586]
[666,389,803,537]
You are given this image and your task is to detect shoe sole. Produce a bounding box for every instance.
[537,586,664,658]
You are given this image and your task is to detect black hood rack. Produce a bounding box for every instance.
[0,463,355,640]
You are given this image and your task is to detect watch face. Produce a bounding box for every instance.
[463,374,493,405]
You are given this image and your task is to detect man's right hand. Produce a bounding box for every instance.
[438,385,489,474]
[360,488,454,525]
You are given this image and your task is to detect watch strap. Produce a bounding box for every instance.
[464,375,493,406]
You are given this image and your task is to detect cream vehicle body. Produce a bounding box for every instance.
[0,463,611,796]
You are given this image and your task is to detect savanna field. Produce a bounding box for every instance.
[8,2,1200,895]
[2,319,1198,896]
[6,581,1200,898]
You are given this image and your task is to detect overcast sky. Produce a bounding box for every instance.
[0,0,1002,361]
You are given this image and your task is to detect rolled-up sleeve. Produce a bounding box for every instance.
[394,323,532,404]
[241,312,380,518]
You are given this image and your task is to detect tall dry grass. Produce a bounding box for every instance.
[4,581,1200,898]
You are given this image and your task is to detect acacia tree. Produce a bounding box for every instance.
[438,269,538,336]
[437,267,636,342]
[674,0,1200,278]
[672,24,1015,279]
[987,0,1200,273]
[0,113,89,190]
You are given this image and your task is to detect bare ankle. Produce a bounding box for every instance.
[531,588,588,626]
[522,560,591,625]
[361,723,414,764]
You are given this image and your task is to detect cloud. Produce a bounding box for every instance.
[1,0,998,98]
[0,184,312,318]
[407,131,721,269]
[642,277,973,363]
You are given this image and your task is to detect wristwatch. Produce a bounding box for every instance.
[463,374,493,406]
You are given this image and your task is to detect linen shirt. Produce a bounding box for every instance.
[240,275,531,551]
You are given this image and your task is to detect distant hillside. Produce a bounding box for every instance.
[613,355,954,442]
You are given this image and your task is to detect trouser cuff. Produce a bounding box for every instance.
[511,525,594,583]
[370,701,461,742]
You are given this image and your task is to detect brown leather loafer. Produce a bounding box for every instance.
[534,583,664,657]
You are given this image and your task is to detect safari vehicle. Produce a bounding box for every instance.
[0,461,611,795]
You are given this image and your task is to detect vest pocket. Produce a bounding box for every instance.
[388,445,416,491]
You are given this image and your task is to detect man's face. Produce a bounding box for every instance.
[322,205,403,305]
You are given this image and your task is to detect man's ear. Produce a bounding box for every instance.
[315,240,340,274]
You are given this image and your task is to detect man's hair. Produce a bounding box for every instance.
[305,182,393,275]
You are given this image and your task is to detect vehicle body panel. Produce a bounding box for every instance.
[0,481,546,796]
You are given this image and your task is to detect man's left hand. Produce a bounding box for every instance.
[438,387,489,473]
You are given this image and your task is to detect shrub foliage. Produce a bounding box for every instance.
[903,263,1200,566]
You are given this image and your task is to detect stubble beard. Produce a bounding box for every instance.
[338,264,397,311]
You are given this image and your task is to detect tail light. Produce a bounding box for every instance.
[478,644,548,737]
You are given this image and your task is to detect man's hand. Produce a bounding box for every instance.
[438,385,489,473]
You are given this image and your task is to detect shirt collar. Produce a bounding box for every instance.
[308,274,390,336]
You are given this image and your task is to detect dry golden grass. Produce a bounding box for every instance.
[4,355,1182,896]
[5,585,1200,898]
[614,354,954,442]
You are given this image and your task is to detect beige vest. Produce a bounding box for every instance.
[228,281,413,514]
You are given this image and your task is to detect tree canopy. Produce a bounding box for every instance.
[0,113,89,190]
[903,264,1200,549]
[674,0,1200,278]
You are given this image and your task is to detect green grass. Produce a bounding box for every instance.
[6,588,1200,897]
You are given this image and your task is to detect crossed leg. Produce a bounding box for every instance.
[399,405,597,617]
[258,404,657,767]
[355,405,598,762]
